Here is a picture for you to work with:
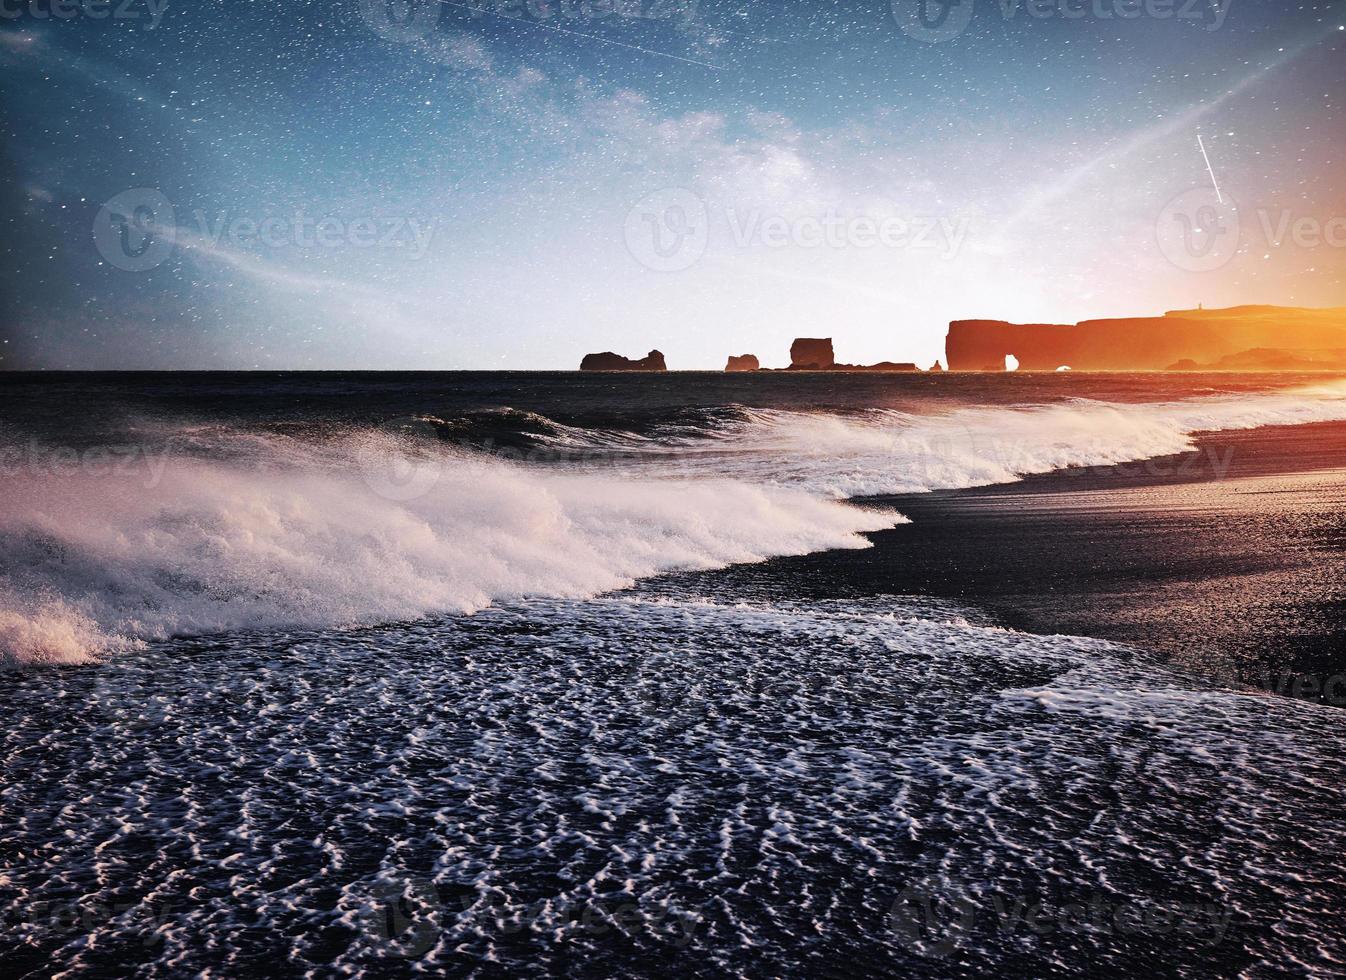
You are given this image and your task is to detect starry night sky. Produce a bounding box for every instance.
[2,0,1343,369]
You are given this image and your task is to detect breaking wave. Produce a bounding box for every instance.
[4,378,1346,663]
[0,432,898,664]
[532,379,1346,496]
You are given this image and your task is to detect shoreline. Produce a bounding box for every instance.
[676,419,1346,705]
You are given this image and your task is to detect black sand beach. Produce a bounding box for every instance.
[7,376,1346,976]
[689,420,1346,703]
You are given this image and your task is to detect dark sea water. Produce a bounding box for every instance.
[3,372,1346,977]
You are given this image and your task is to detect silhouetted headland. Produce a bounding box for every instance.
[1167,347,1346,371]
[946,305,1346,371]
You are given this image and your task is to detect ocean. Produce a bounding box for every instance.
[3,371,1346,977]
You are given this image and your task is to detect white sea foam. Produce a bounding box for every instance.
[5,379,1346,663]
[0,433,898,664]
[574,379,1346,496]
[6,595,1343,975]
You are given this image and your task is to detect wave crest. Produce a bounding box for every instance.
[0,431,897,664]
[6,379,1346,663]
[528,381,1346,496]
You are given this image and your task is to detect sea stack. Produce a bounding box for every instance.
[579,350,668,372]
[725,354,760,372]
[789,338,835,370]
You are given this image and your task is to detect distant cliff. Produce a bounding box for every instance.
[725,354,760,372]
[1168,347,1346,371]
[580,350,668,372]
[789,338,835,370]
[945,306,1346,371]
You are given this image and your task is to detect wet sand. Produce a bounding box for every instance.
[687,420,1346,703]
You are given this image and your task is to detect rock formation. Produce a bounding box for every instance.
[580,350,668,372]
[859,362,919,372]
[789,338,835,370]
[1167,348,1346,371]
[929,360,944,372]
[782,339,917,371]
[725,354,760,372]
[945,306,1346,371]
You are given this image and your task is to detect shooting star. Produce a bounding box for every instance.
[1197,134,1222,204]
